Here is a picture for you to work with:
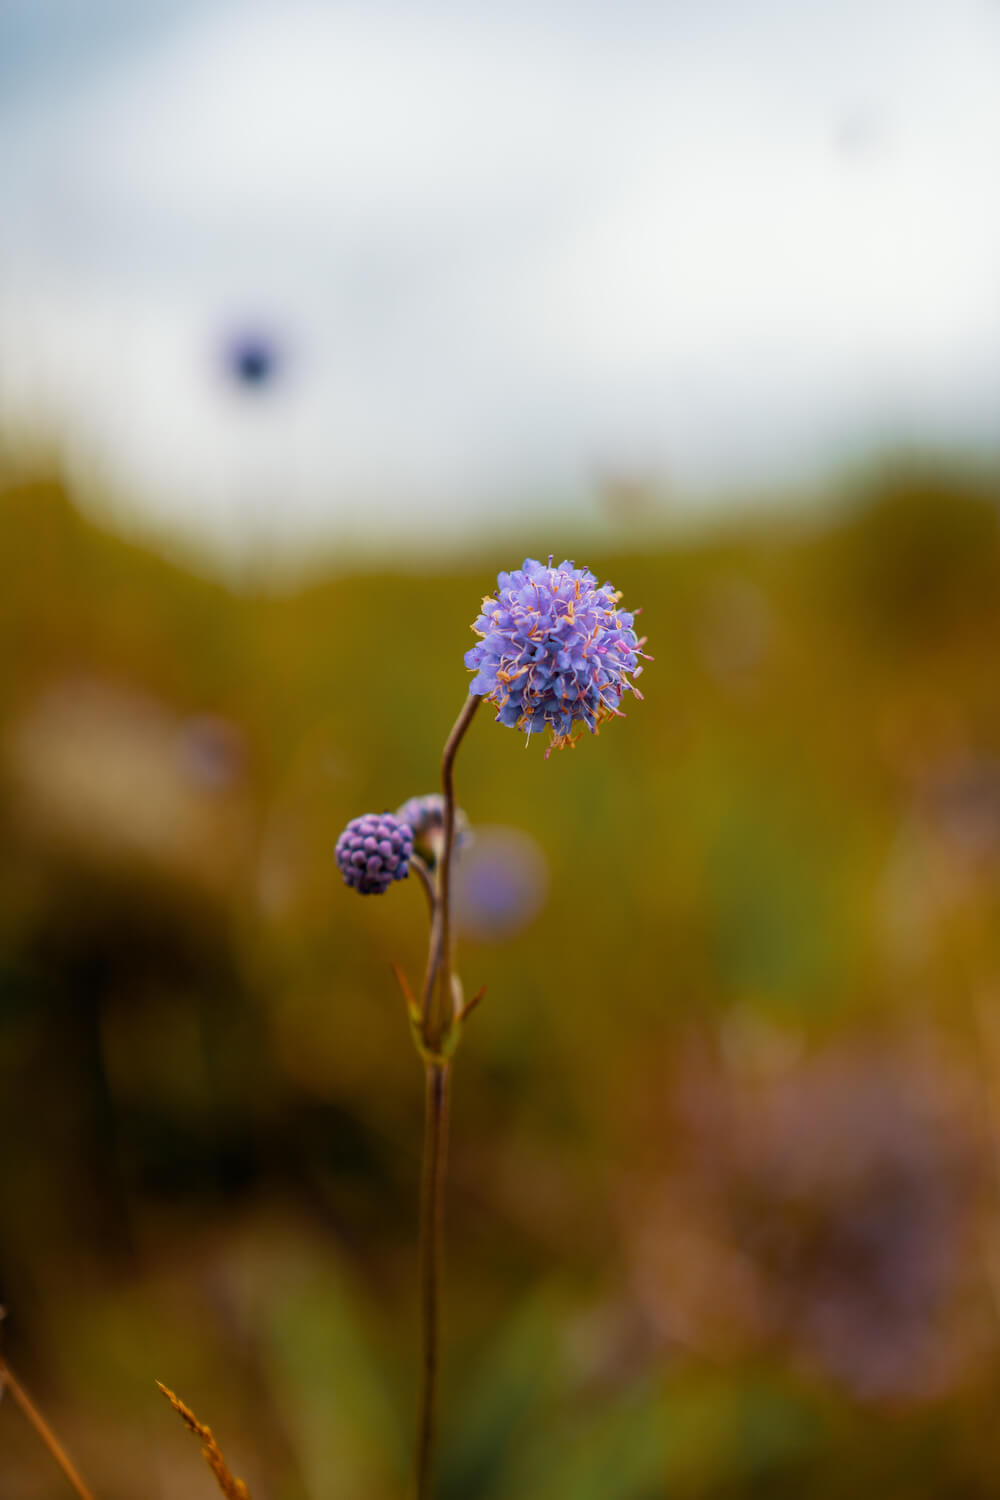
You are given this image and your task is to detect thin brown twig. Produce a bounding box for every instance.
[156,1381,251,1500]
[414,1059,451,1500]
[0,1355,96,1500]
[421,693,481,1050]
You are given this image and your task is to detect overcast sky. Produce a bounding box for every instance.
[1,0,997,567]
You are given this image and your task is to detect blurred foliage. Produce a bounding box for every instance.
[3,461,1000,1497]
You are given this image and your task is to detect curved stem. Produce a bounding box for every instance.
[409,853,436,921]
[414,1060,450,1500]
[0,1357,95,1500]
[421,694,481,1050]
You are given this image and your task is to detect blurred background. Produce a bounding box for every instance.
[2,2,1000,1497]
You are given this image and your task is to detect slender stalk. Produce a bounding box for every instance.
[436,694,480,1040]
[412,692,480,1499]
[421,694,481,1050]
[414,1060,451,1500]
[0,1356,96,1500]
[409,852,436,921]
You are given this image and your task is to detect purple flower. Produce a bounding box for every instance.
[465,558,648,753]
[453,826,548,939]
[396,793,470,858]
[335,812,414,895]
[222,331,282,389]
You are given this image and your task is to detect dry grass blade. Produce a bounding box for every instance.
[156,1381,251,1500]
[0,1353,96,1500]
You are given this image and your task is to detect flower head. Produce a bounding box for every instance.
[465,558,647,753]
[396,793,470,859]
[335,811,414,895]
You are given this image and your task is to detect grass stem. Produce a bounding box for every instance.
[0,1355,96,1500]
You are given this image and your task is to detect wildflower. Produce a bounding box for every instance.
[396,792,470,859]
[222,330,282,389]
[453,825,548,939]
[335,812,414,895]
[465,557,647,752]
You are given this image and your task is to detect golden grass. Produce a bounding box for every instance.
[156,1381,251,1500]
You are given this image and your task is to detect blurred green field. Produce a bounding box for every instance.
[3,463,1000,1498]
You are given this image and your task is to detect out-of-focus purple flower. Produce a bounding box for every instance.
[335,812,413,895]
[396,792,470,859]
[222,332,282,390]
[465,558,648,754]
[921,754,1000,864]
[454,826,548,939]
[176,714,246,790]
[636,1037,987,1401]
